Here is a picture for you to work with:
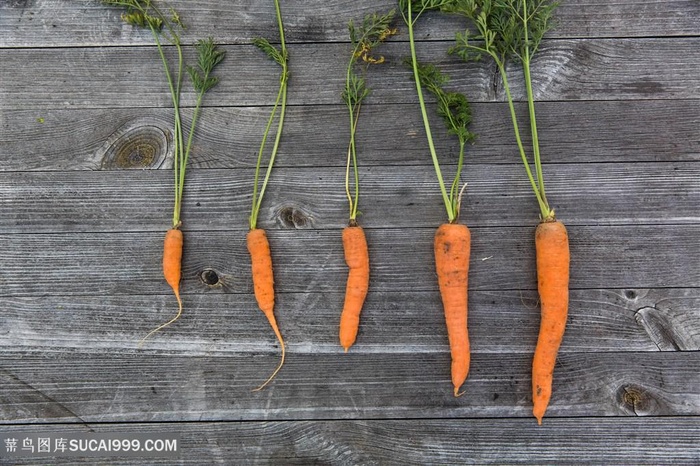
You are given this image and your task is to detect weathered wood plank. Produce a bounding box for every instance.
[3,0,700,48]
[1,289,697,353]
[2,99,699,171]
[2,418,699,465]
[2,39,700,110]
[1,162,698,233]
[0,226,698,297]
[0,351,697,422]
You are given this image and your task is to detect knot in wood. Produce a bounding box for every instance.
[277,205,312,229]
[200,268,221,287]
[99,120,170,170]
[617,384,659,416]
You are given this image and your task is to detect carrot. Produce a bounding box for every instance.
[434,223,471,396]
[247,228,285,391]
[140,227,183,345]
[532,219,569,425]
[338,10,394,352]
[402,1,477,395]
[446,0,567,422]
[339,225,370,351]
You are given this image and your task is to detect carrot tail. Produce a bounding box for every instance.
[434,223,471,397]
[532,220,570,425]
[339,226,370,352]
[247,228,285,390]
[139,228,184,347]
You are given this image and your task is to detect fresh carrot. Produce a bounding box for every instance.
[104,1,224,345]
[247,228,285,391]
[434,223,471,396]
[445,0,568,422]
[339,10,395,351]
[401,0,476,396]
[140,227,184,345]
[533,220,569,424]
[339,225,370,351]
[247,0,288,390]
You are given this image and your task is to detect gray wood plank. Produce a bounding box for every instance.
[3,0,700,48]
[1,418,699,465]
[2,99,699,171]
[1,162,699,233]
[0,225,698,297]
[2,39,700,110]
[1,289,697,354]
[0,351,697,422]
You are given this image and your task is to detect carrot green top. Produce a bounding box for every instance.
[103,0,224,228]
[249,0,289,231]
[444,0,559,221]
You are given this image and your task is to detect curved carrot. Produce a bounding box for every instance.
[339,225,370,352]
[247,228,285,390]
[140,227,183,346]
[532,219,570,424]
[434,223,471,396]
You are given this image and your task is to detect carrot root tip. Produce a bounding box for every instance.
[138,290,182,348]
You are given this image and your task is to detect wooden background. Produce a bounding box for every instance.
[1,0,699,463]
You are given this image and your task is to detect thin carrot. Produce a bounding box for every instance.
[139,227,184,345]
[532,219,569,424]
[339,225,370,352]
[246,0,288,390]
[434,223,471,396]
[338,11,394,352]
[247,228,285,391]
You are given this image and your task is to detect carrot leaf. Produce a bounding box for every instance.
[342,10,396,222]
[445,0,558,220]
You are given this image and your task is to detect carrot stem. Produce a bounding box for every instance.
[404,2,455,223]
[250,0,288,230]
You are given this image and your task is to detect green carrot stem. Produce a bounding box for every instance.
[497,62,550,219]
[249,0,288,230]
[405,2,455,223]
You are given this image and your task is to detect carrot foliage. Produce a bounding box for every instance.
[442,0,558,220]
[342,11,396,224]
[103,0,224,228]
[249,0,289,230]
[399,0,475,223]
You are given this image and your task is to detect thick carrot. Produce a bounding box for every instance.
[532,219,570,424]
[434,223,471,396]
[339,225,370,352]
[140,228,183,345]
[247,228,285,390]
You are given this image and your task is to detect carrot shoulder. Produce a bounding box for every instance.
[247,228,285,390]
[532,220,570,424]
[434,223,471,396]
[339,225,370,352]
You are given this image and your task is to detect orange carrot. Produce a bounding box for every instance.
[140,228,183,345]
[434,223,471,396]
[339,225,370,352]
[247,228,285,390]
[532,219,570,424]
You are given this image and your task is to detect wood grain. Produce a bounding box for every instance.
[2,0,700,47]
[1,289,697,354]
[0,162,698,233]
[2,39,700,110]
[0,418,698,465]
[0,225,698,297]
[2,100,699,171]
[0,351,697,423]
